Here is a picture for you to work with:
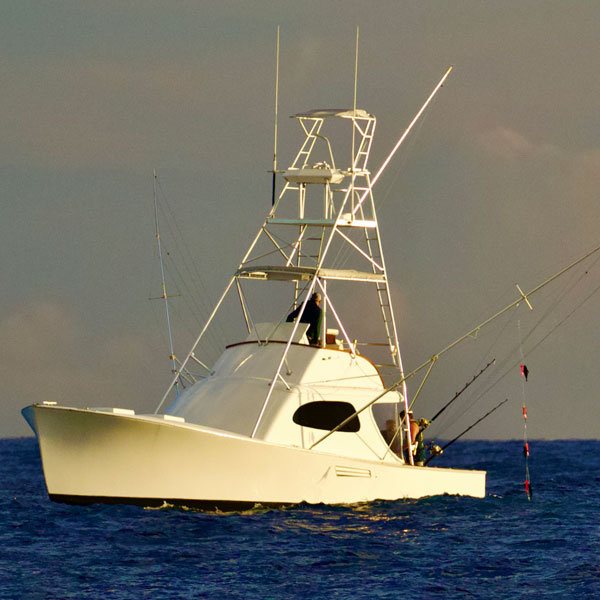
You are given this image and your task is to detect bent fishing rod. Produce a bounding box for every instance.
[411,358,496,443]
[310,240,600,450]
[424,398,510,465]
[426,358,496,426]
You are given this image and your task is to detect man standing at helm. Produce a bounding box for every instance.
[286,292,323,346]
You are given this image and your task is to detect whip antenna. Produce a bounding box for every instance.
[151,170,179,398]
[351,26,359,172]
[272,25,280,206]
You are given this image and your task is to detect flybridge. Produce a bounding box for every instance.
[155,66,455,457]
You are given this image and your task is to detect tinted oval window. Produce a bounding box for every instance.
[292,401,360,432]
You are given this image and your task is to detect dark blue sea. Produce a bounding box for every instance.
[1,438,598,599]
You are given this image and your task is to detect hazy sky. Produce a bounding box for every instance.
[2,1,599,440]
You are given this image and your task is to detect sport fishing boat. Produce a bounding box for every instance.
[22,71,487,508]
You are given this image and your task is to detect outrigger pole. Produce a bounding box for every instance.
[310,240,600,450]
[351,65,453,217]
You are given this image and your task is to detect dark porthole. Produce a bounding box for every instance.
[292,401,360,432]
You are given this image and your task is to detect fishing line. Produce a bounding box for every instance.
[471,260,582,376]
[520,257,595,340]
[375,110,427,213]
[156,194,221,323]
[525,277,600,357]
[432,260,600,439]
[155,178,224,321]
[518,319,532,500]
[154,177,227,353]
[474,310,514,372]
[161,243,223,355]
[511,258,600,362]
[154,246,224,364]
[329,101,433,273]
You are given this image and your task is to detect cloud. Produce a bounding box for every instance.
[477,126,560,161]
[475,125,598,231]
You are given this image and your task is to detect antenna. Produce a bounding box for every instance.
[351,26,359,172]
[152,169,179,399]
[272,25,280,206]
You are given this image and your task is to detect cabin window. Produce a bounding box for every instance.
[292,401,360,432]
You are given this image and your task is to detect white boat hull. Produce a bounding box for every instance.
[25,405,485,509]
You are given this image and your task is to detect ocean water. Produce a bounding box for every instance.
[1,438,598,599]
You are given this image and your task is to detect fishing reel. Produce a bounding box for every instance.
[428,442,443,457]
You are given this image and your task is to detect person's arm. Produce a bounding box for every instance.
[286,306,300,322]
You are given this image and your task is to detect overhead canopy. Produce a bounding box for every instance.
[235,265,385,283]
[265,217,376,228]
[292,108,374,120]
[283,168,346,185]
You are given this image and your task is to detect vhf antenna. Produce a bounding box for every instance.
[351,26,359,173]
[272,25,280,206]
[151,169,179,398]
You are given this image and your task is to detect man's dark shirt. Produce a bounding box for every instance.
[286,299,322,345]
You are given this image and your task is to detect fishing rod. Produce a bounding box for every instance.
[427,358,496,425]
[411,359,496,455]
[424,398,509,465]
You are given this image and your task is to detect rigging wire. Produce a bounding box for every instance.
[427,358,496,425]
[525,276,600,357]
[155,180,216,314]
[328,85,437,274]
[153,176,227,355]
[375,109,428,213]
[156,222,224,358]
